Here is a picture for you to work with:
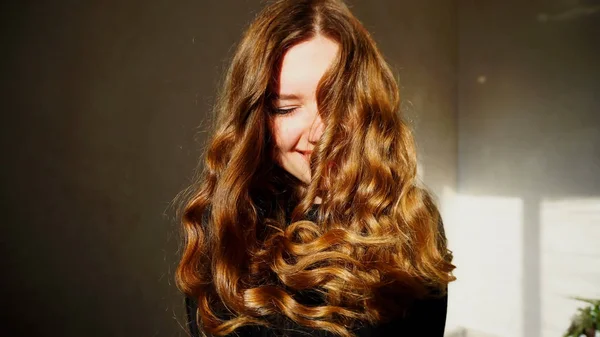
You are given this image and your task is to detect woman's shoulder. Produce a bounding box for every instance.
[353,292,448,336]
[184,292,448,337]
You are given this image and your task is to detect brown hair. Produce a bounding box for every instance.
[176,0,455,336]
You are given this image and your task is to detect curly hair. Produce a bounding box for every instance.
[176,0,456,336]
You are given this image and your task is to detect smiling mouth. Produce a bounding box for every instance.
[299,151,312,163]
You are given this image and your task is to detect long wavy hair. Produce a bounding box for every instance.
[176,0,455,336]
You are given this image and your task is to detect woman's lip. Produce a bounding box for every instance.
[299,151,312,162]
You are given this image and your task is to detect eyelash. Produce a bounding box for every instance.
[274,107,298,115]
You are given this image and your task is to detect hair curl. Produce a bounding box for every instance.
[176,0,456,336]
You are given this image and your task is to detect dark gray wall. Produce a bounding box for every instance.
[1,1,258,336]
[1,1,457,336]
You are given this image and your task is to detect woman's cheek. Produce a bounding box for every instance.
[275,117,303,151]
[272,120,288,150]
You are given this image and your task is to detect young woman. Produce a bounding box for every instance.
[176,0,455,336]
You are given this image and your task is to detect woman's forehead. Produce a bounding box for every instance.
[276,36,339,100]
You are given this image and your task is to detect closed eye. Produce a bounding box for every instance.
[274,107,298,115]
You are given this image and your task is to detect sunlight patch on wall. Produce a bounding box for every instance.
[540,198,600,337]
[445,194,523,337]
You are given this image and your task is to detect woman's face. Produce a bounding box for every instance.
[271,35,339,184]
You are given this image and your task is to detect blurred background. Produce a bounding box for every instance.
[1,0,598,336]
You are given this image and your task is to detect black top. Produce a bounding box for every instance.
[184,205,448,336]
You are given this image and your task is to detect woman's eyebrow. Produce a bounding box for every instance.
[275,93,302,101]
